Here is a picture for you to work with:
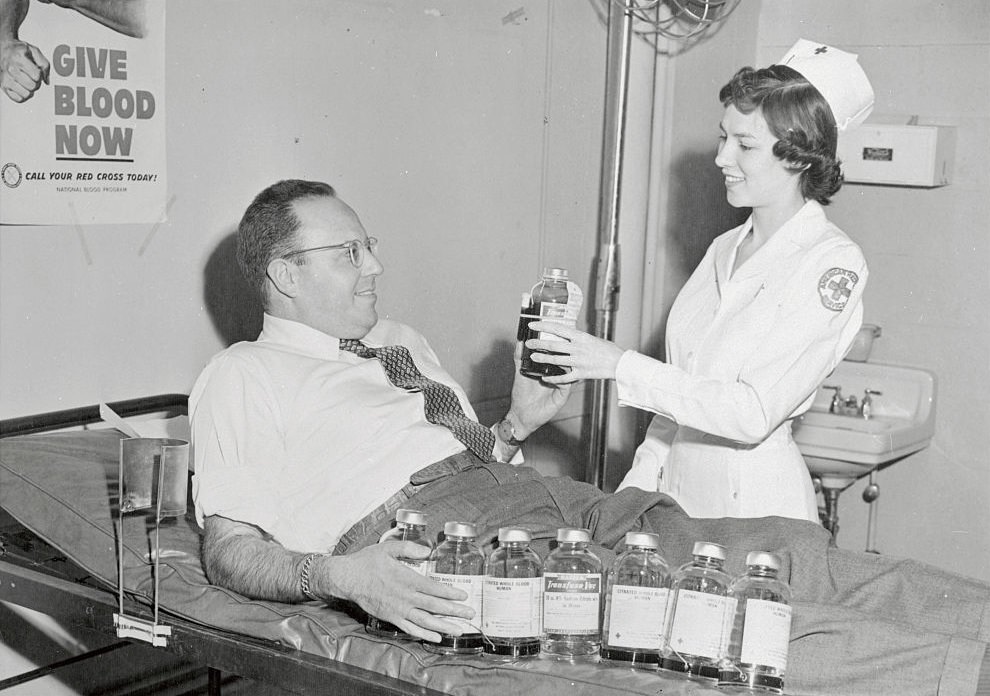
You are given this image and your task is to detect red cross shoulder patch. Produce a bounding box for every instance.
[817,268,859,311]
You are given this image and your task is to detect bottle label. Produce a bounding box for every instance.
[740,599,792,669]
[667,589,732,658]
[606,585,669,650]
[482,577,542,637]
[543,572,601,634]
[532,280,583,343]
[429,573,484,633]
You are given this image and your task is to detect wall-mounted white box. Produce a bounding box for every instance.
[837,123,956,188]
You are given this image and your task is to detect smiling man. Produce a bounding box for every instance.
[190,179,572,642]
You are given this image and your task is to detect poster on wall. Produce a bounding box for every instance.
[0,0,166,225]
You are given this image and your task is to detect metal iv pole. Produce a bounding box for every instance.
[586,0,634,490]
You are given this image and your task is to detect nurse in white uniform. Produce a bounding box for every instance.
[527,40,876,522]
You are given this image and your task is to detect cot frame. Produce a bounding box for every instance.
[0,395,441,696]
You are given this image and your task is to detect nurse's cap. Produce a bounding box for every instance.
[777,39,875,131]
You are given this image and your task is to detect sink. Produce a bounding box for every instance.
[793,361,937,487]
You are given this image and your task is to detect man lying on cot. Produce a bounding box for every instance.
[190,179,988,696]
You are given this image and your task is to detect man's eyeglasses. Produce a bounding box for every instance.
[282,237,379,269]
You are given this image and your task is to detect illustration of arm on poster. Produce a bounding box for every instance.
[0,0,145,104]
[37,0,146,38]
[0,0,50,103]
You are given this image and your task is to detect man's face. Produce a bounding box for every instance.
[287,196,384,339]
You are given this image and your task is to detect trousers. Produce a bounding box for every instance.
[343,461,988,696]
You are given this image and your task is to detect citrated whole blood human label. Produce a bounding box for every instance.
[668,590,733,658]
[429,573,483,633]
[607,585,670,649]
[543,572,601,634]
[740,599,792,669]
[482,577,542,637]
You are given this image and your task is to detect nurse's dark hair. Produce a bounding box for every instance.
[236,179,337,303]
[719,64,842,205]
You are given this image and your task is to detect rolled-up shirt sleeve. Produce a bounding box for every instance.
[191,353,286,534]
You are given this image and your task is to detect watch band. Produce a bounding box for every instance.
[497,417,524,447]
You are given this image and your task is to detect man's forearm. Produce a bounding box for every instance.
[202,516,314,602]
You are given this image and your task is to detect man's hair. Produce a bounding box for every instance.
[719,64,842,205]
[236,179,337,303]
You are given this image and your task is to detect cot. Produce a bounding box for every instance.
[1,396,988,696]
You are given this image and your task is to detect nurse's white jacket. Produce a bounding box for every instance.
[616,201,868,522]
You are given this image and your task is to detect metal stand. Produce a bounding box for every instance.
[114,437,188,648]
[587,0,633,489]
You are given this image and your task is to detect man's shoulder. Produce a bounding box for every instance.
[207,339,276,366]
[192,339,288,391]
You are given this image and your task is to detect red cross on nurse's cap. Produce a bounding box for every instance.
[777,39,875,131]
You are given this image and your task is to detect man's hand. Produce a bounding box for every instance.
[325,542,473,643]
[508,340,572,438]
[525,321,625,385]
[202,515,474,644]
[0,38,48,102]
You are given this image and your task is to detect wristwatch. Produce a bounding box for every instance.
[497,417,524,447]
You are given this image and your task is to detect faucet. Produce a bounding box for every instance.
[823,385,843,414]
[861,389,882,419]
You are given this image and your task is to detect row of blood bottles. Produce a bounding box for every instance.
[366,510,793,694]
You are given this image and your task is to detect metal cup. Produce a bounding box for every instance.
[119,437,189,518]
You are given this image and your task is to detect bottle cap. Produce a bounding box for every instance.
[395,509,427,526]
[498,527,532,543]
[543,267,568,280]
[556,527,591,543]
[692,541,727,560]
[745,551,781,570]
[624,531,660,549]
[443,521,478,538]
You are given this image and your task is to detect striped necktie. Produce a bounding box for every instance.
[339,339,495,462]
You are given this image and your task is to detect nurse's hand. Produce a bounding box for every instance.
[526,321,625,384]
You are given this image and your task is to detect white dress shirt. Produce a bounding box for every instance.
[190,314,476,552]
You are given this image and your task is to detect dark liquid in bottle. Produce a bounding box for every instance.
[366,616,413,640]
[600,646,662,665]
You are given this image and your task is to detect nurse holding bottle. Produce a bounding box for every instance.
[527,40,875,522]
